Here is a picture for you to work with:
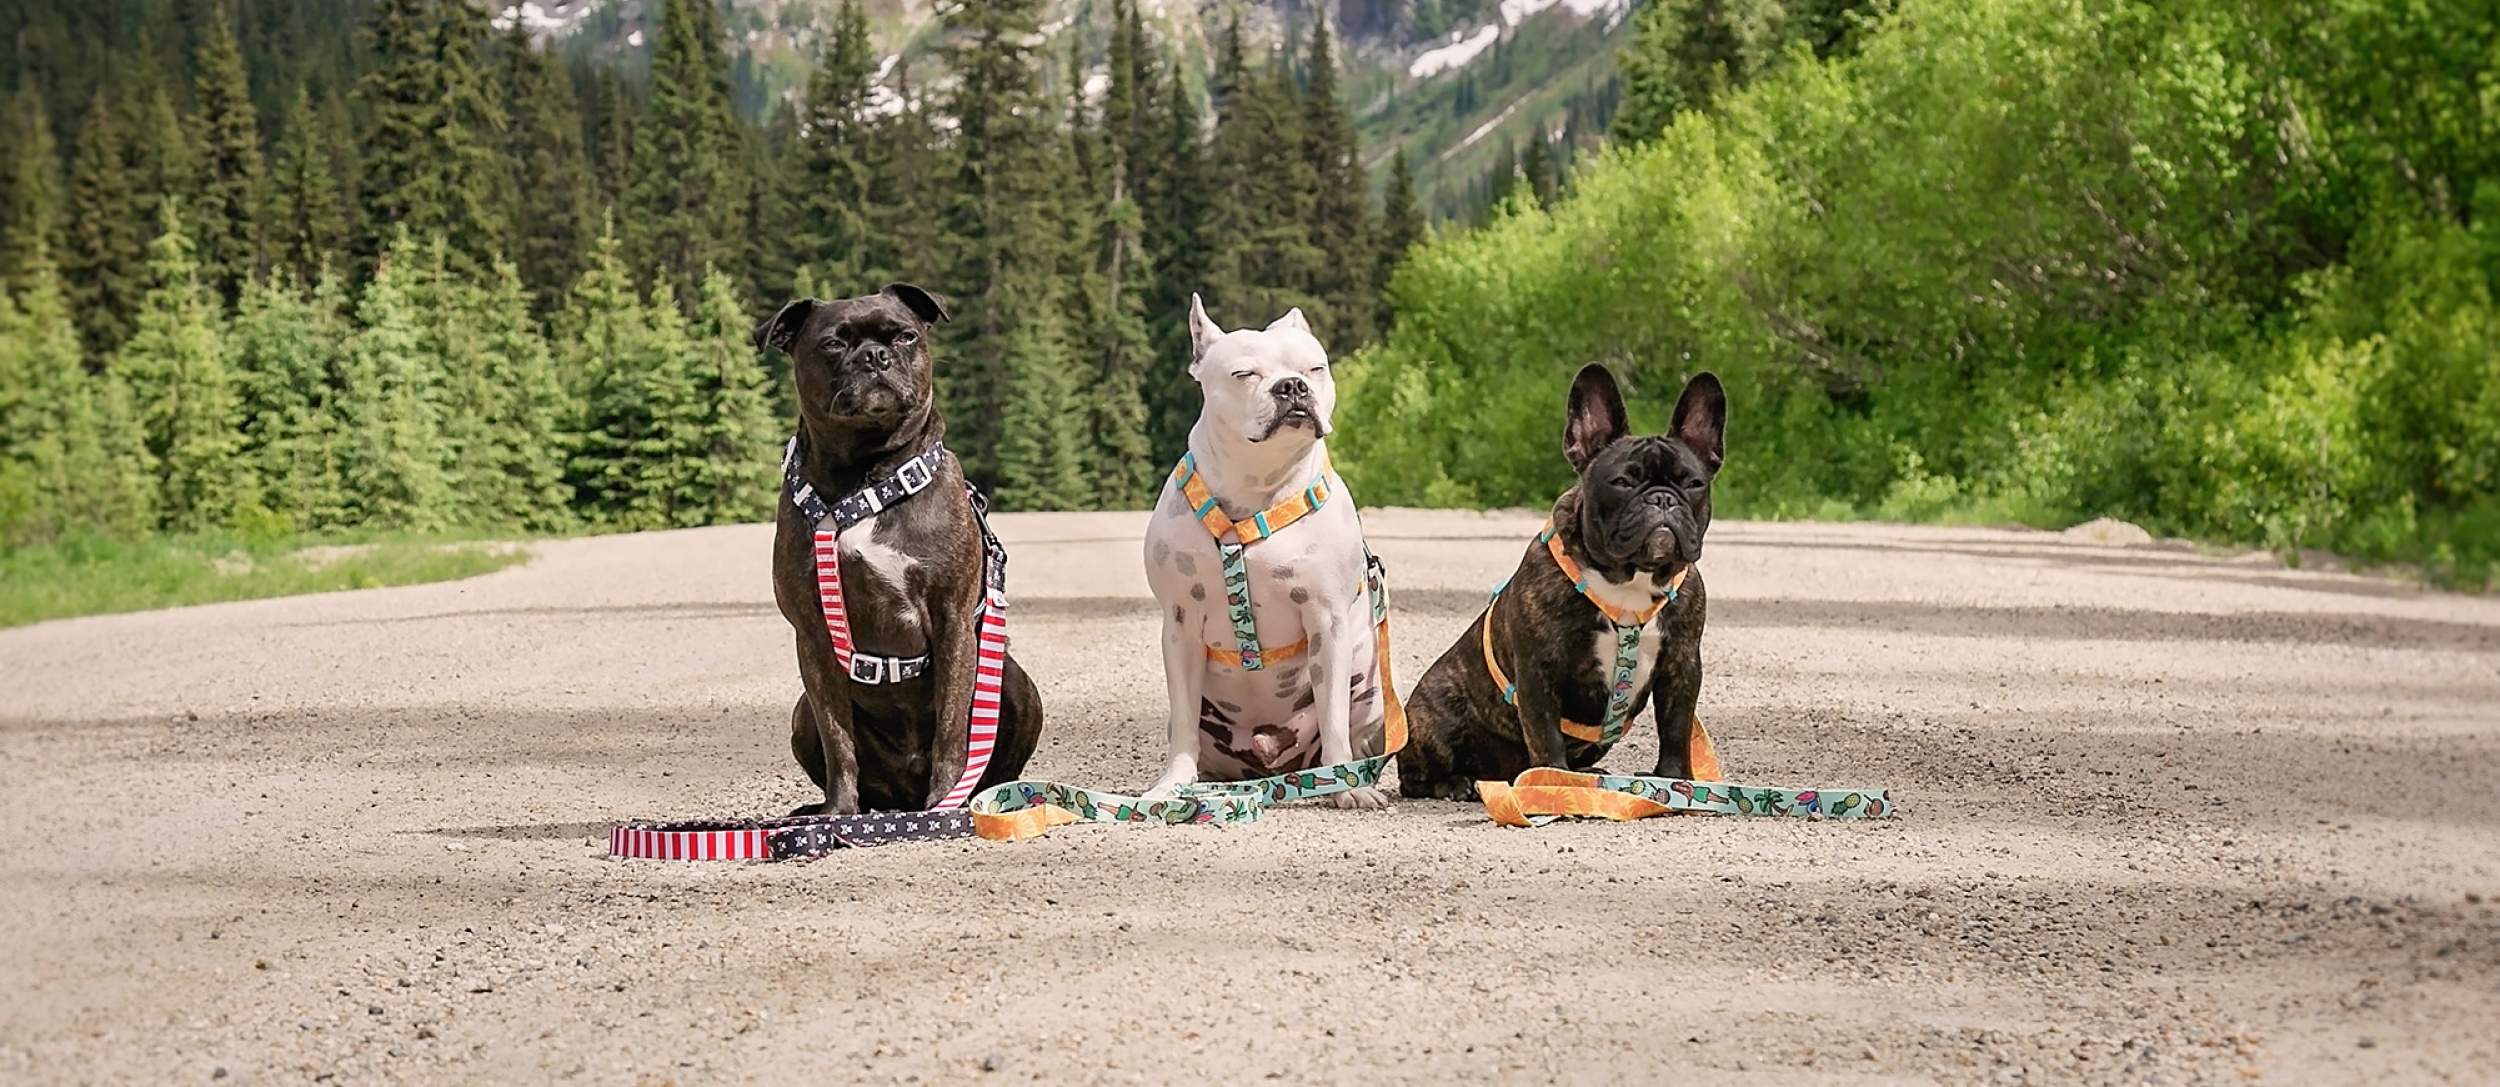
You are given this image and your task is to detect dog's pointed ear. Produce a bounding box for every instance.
[1189,293,1223,367]
[1670,371,1727,473]
[1265,307,1311,335]
[881,282,950,325]
[1563,363,1630,473]
[755,298,818,354]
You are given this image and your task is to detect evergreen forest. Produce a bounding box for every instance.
[3,0,2496,596]
[0,0,1418,548]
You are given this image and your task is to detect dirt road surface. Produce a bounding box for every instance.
[3,511,2496,1086]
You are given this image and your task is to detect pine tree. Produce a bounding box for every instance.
[860,54,945,287]
[937,0,1087,506]
[63,89,147,359]
[335,230,456,529]
[499,22,598,316]
[192,7,268,298]
[1204,31,1324,338]
[1374,146,1423,332]
[783,0,878,296]
[1299,17,1375,348]
[474,261,577,529]
[127,82,202,246]
[565,220,654,522]
[631,0,747,309]
[228,268,348,529]
[0,256,159,540]
[1079,2,1157,507]
[689,266,780,522]
[111,203,249,532]
[426,241,574,530]
[3,90,66,292]
[356,0,511,275]
[266,88,350,287]
[588,68,635,215]
[1141,56,1212,465]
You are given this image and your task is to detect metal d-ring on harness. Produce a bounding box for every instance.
[606,441,1010,859]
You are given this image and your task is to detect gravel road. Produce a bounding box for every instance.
[2,510,2495,1086]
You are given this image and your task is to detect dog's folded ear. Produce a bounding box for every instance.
[882,283,951,326]
[1265,307,1311,335]
[1563,363,1630,472]
[1671,371,1727,473]
[755,298,819,354]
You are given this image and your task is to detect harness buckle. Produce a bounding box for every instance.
[897,455,935,495]
[848,656,886,685]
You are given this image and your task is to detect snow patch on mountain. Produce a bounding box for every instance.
[1408,25,1500,80]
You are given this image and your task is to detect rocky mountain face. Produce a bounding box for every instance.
[505,0,1635,215]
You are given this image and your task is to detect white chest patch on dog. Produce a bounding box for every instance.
[843,513,920,629]
[1579,567,1671,620]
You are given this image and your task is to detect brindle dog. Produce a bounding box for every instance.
[1397,364,1726,799]
[753,284,1044,814]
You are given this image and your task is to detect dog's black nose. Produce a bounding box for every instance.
[860,344,895,372]
[1272,376,1311,401]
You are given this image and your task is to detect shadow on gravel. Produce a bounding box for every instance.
[1720,537,2435,601]
[430,821,610,840]
[1380,590,2499,651]
[1721,711,2500,830]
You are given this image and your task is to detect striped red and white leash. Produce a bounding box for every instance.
[609,441,1006,859]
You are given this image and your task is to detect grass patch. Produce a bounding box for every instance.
[0,530,533,629]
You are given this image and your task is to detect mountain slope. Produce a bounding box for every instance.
[511,0,1636,215]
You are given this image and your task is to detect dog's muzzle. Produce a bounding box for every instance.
[1256,377,1328,440]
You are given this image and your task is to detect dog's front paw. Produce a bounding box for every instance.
[1329,786,1391,811]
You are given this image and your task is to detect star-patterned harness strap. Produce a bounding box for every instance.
[608,441,1010,859]
[965,551,1408,841]
[1482,519,1700,751]
[1169,452,1330,671]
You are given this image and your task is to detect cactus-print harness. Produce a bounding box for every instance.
[1168,451,1329,670]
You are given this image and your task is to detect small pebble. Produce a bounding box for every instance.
[982,1052,1005,1072]
[2357,1037,2376,1049]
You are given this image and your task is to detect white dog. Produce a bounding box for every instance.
[1141,296,1389,809]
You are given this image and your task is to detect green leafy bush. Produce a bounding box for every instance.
[1338,0,2500,588]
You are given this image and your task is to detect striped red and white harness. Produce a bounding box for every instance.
[606,440,1009,859]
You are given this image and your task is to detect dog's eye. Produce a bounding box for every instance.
[1231,371,1257,381]
[820,337,847,355]
[1610,476,1635,490]
[893,330,919,347]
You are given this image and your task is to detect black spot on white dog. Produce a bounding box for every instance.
[1190,584,1206,601]
[1174,554,1198,576]
[1289,587,1310,605]
[1151,540,1171,566]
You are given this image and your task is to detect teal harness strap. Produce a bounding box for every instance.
[1535,773,1893,821]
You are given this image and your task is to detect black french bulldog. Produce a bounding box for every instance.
[1397,364,1726,799]
[754,284,1044,815]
